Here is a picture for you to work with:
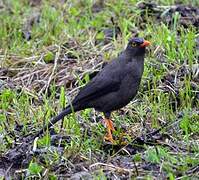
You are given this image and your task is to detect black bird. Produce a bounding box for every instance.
[36,37,151,142]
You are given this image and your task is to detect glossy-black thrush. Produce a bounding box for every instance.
[36,37,151,142]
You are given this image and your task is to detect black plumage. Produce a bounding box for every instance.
[36,37,151,142]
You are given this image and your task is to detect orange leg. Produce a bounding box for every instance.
[104,118,115,143]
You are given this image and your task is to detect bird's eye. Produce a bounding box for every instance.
[132,42,137,47]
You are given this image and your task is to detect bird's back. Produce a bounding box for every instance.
[72,51,145,112]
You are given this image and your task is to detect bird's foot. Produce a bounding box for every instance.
[103,118,115,143]
[104,118,115,131]
[104,131,115,143]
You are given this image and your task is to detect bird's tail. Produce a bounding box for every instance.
[33,106,72,139]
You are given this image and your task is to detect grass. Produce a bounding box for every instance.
[0,0,198,179]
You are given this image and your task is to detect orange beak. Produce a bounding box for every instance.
[140,40,151,47]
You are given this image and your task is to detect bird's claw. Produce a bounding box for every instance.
[103,118,115,143]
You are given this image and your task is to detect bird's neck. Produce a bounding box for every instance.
[121,49,145,63]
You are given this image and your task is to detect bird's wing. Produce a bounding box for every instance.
[72,72,121,105]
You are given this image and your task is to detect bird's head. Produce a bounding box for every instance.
[126,37,151,56]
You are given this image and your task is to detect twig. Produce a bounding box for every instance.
[89,162,138,174]
[44,45,60,95]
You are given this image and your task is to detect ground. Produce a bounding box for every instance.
[0,0,198,179]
